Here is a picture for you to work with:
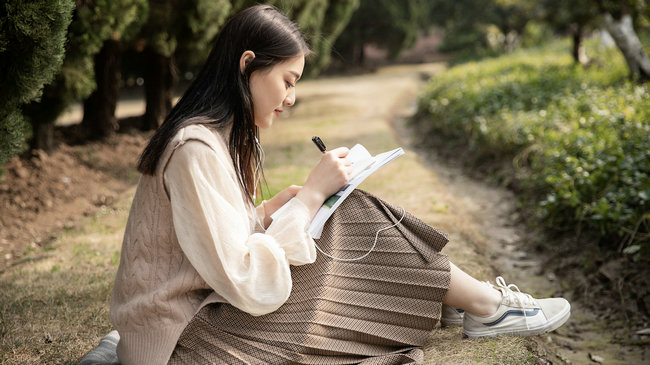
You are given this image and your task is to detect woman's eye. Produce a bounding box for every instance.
[285,81,295,89]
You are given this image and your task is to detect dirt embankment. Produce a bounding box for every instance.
[0,132,149,267]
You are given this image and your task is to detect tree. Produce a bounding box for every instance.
[81,0,148,140]
[306,0,360,74]
[24,0,147,151]
[539,0,600,64]
[233,0,360,75]
[425,0,495,53]
[137,0,231,130]
[597,0,650,81]
[0,0,74,163]
[333,0,433,67]
[433,0,537,53]
[489,0,539,52]
[282,0,360,75]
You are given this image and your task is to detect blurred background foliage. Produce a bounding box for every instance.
[1,0,648,260]
[414,39,649,261]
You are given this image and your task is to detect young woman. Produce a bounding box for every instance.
[110,5,570,364]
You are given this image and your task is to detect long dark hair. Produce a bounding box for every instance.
[137,5,310,200]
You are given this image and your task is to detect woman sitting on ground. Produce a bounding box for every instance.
[110,5,570,364]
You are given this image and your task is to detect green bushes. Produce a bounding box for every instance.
[414,39,649,258]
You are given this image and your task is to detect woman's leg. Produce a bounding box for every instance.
[442,261,572,338]
[443,262,501,317]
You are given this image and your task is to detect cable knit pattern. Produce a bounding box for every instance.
[110,122,316,365]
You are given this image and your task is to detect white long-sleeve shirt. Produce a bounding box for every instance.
[164,139,316,315]
[110,123,316,364]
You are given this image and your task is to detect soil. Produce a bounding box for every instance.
[0,128,150,269]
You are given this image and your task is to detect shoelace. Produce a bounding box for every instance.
[493,276,536,330]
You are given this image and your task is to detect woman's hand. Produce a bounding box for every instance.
[296,147,351,218]
[261,185,302,228]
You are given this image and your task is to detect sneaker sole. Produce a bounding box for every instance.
[462,304,571,338]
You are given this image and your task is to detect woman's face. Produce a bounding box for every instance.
[249,55,305,129]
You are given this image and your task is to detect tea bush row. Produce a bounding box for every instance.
[414,39,649,259]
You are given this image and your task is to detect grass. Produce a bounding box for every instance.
[1,62,553,364]
[0,192,131,364]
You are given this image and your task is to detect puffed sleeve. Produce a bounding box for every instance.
[163,140,316,316]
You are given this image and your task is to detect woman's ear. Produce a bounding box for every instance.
[239,50,256,74]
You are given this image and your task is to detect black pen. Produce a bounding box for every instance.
[312,136,327,153]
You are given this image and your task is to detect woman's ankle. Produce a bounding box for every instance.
[467,288,502,317]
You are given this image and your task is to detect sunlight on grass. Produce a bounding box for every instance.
[0,62,547,364]
[0,189,131,364]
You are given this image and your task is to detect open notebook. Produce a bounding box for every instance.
[272,144,404,238]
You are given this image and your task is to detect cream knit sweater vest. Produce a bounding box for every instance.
[110,123,249,365]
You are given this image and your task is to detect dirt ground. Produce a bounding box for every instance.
[0,135,139,266]
[1,60,647,363]
[0,131,149,267]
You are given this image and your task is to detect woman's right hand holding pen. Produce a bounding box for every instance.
[296,146,351,219]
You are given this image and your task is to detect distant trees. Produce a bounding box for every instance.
[0,0,74,164]
[332,0,431,66]
[80,1,149,139]
[24,0,148,151]
[539,0,600,64]
[288,0,360,75]
[427,0,649,81]
[1,0,647,165]
[135,0,231,130]
[0,0,359,162]
[538,0,650,77]
[596,0,650,81]
[487,0,538,51]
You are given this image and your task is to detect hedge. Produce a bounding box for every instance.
[413,39,650,259]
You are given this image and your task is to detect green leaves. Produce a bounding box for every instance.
[415,38,650,256]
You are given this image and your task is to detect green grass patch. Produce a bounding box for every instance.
[0,268,114,364]
[413,37,650,259]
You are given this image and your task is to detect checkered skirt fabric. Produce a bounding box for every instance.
[169,190,451,364]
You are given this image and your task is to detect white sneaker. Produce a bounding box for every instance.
[462,276,571,338]
[441,304,464,327]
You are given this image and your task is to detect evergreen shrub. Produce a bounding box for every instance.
[414,39,650,259]
[0,0,74,165]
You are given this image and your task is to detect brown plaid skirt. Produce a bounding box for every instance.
[169,190,451,364]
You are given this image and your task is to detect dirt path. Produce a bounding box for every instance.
[275,63,643,364]
[2,62,638,363]
[382,66,646,364]
[259,63,562,363]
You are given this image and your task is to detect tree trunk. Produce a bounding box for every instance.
[32,123,54,152]
[81,39,123,139]
[141,47,177,130]
[26,94,67,152]
[571,24,588,65]
[603,13,650,81]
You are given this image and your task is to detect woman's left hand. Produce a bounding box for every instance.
[261,185,302,228]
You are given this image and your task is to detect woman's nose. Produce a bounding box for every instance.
[284,88,295,106]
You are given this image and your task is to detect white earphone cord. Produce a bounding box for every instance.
[255,136,404,262]
[314,207,406,262]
